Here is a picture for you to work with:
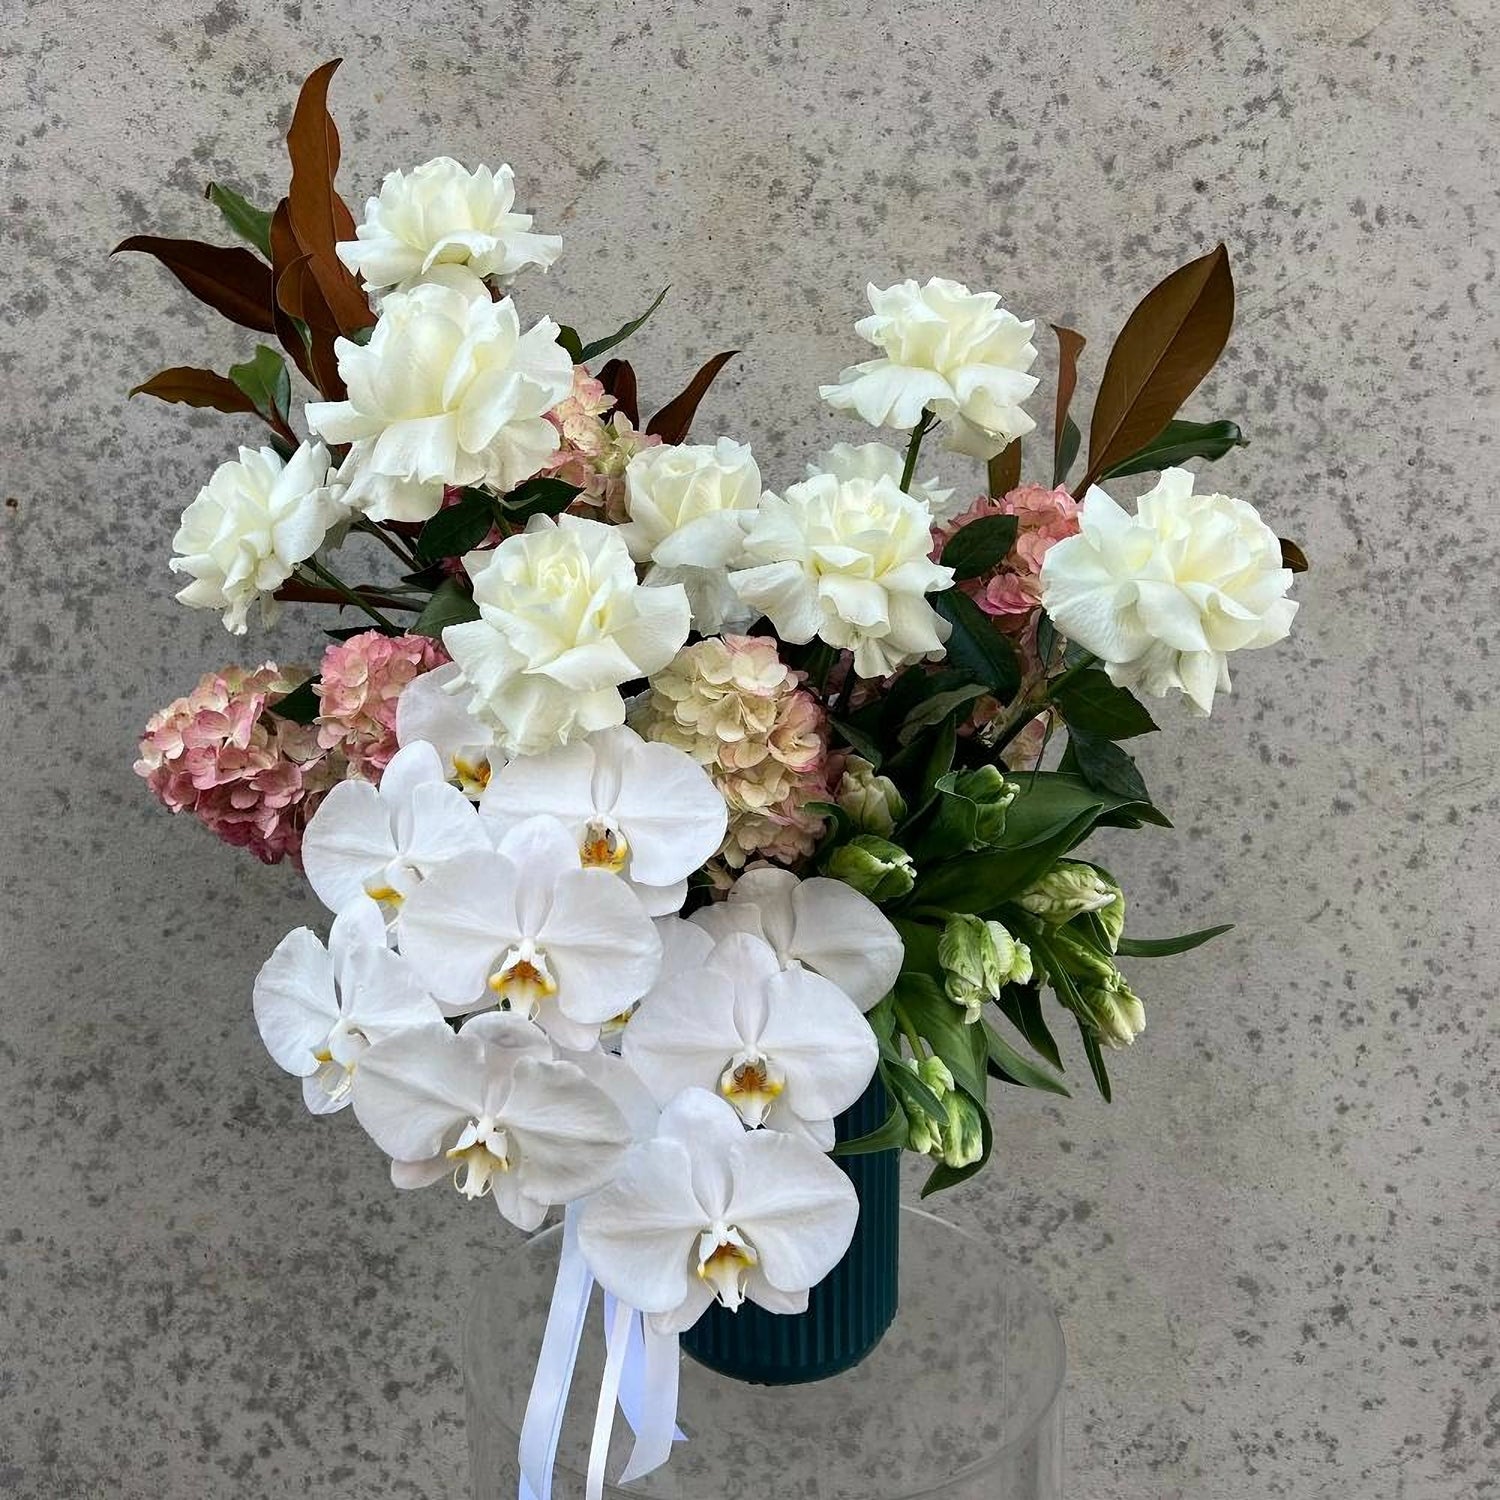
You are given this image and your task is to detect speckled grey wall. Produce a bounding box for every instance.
[1,1,1496,1496]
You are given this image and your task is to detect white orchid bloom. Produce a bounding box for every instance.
[352,1011,628,1230]
[300,740,490,915]
[577,1089,858,1334]
[480,726,726,916]
[396,815,662,1047]
[692,866,903,1012]
[623,931,877,1148]
[252,895,443,1114]
[395,662,500,798]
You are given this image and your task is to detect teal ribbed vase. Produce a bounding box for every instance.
[681,1079,900,1385]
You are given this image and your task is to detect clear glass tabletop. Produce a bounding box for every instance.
[466,1205,1066,1499]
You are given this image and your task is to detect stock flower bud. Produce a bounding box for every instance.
[824,836,916,902]
[1019,861,1120,925]
[835,756,907,836]
[940,1092,985,1168]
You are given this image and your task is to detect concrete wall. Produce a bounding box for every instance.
[2,1,1496,1494]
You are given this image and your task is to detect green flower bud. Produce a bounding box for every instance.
[939,915,1035,1022]
[916,1055,955,1096]
[835,756,907,837]
[1047,925,1118,986]
[902,1055,952,1154]
[1018,861,1121,925]
[1077,975,1146,1050]
[985,920,1034,987]
[950,765,1019,844]
[824,835,916,901]
[939,1092,985,1169]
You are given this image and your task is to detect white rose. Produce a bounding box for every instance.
[306,269,574,510]
[170,441,346,634]
[1039,467,1298,715]
[443,513,691,755]
[336,156,562,296]
[618,438,763,633]
[730,472,953,679]
[806,440,959,525]
[820,278,1038,460]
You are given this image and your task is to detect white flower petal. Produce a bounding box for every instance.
[253,928,337,1076]
[351,1023,481,1161]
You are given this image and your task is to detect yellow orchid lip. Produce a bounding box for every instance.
[695,1227,759,1309]
[579,819,629,873]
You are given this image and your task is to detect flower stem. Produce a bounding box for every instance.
[299,558,401,632]
[354,516,420,570]
[988,649,1098,756]
[898,412,934,493]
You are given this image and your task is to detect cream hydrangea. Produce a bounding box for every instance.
[730,473,954,678]
[170,441,347,634]
[618,438,763,632]
[1039,467,1297,715]
[635,635,829,868]
[336,157,562,296]
[444,513,691,755]
[306,269,573,518]
[807,440,958,525]
[819,278,1039,459]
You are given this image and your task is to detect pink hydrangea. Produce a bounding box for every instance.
[938,484,1081,624]
[135,664,343,865]
[315,631,449,777]
[541,366,661,520]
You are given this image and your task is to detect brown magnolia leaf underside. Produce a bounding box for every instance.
[129,366,259,415]
[1280,538,1309,573]
[646,351,739,444]
[1051,324,1087,468]
[987,439,1022,497]
[1079,244,1234,496]
[113,235,276,333]
[598,359,640,428]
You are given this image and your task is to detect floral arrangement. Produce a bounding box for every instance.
[127,61,1303,1498]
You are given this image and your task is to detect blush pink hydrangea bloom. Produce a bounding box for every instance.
[315,631,449,777]
[542,366,661,519]
[135,665,343,865]
[938,484,1081,623]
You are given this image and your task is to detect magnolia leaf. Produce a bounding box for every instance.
[129,366,258,415]
[897,684,990,745]
[646,350,738,443]
[1051,324,1087,483]
[986,439,1021,497]
[1079,244,1234,495]
[1100,418,1246,480]
[940,514,1019,581]
[556,325,584,362]
[411,578,480,639]
[269,677,321,725]
[417,490,499,561]
[1281,537,1309,573]
[228,346,292,424]
[113,235,277,333]
[1053,669,1158,740]
[1062,730,1151,803]
[1115,924,1232,958]
[931,588,1021,698]
[578,287,669,364]
[598,359,639,426]
[205,182,273,260]
[501,476,581,520]
[276,255,344,397]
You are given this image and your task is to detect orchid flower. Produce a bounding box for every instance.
[352,1011,629,1230]
[300,740,490,914]
[691,866,903,1011]
[396,814,662,1048]
[623,931,877,1148]
[480,726,726,916]
[577,1089,858,1335]
[395,662,500,798]
[252,894,445,1114]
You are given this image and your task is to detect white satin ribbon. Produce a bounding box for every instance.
[603,1294,684,1482]
[586,1297,634,1500]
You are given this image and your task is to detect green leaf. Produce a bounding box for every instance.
[919,1106,993,1197]
[500,476,581,520]
[205,182,274,260]
[1115,923,1233,958]
[1063,731,1150,803]
[893,973,988,1102]
[1053,669,1158,740]
[1053,415,1082,487]
[828,714,883,769]
[417,488,499,562]
[995,982,1063,1071]
[578,287,669,363]
[268,677,320,724]
[931,588,1022,698]
[911,810,1096,914]
[1099,419,1247,480]
[228,345,291,424]
[1079,1021,1113,1102]
[940,515,1019,581]
[880,1055,948,1125]
[556,324,585,362]
[897,683,990,745]
[832,1103,909,1157]
[411,578,480,639]
[982,1020,1070,1096]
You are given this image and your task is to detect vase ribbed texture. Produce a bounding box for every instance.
[681,1078,900,1384]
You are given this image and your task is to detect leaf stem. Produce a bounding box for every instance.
[298,558,401,632]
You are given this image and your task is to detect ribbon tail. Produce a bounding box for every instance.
[604,1293,686,1458]
[518,1208,593,1500]
[586,1297,635,1500]
[617,1319,682,1484]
